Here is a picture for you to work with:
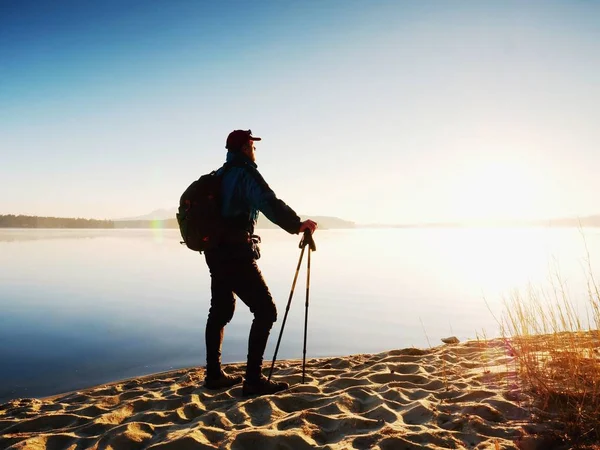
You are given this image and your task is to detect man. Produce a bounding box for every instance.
[203,129,318,396]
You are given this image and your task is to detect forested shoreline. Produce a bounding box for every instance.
[0,215,114,228]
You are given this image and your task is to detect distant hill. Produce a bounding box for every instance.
[117,208,176,221]
[114,213,355,230]
[255,214,354,230]
[116,209,354,229]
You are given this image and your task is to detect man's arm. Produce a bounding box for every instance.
[241,167,304,234]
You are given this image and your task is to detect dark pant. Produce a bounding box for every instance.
[204,248,277,382]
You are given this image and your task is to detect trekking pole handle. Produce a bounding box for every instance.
[299,229,316,251]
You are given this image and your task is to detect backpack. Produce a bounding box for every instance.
[176,165,230,253]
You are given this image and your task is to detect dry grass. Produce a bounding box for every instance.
[501,239,600,448]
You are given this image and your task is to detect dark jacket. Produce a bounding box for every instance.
[217,151,302,238]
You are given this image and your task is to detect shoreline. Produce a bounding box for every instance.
[0,338,557,450]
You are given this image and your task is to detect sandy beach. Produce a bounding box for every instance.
[0,339,555,450]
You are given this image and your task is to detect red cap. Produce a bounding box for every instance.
[225,129,262,151]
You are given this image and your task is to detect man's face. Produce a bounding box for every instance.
[243,140,256,162]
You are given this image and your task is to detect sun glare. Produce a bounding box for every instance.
[453,161,543,222]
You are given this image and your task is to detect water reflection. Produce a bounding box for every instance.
[0,227,598,402]
[0,228,171,242]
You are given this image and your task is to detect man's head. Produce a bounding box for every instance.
[226,129,261,162]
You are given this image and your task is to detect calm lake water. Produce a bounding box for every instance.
[1,227,599,403]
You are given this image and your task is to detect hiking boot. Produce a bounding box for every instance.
[242,376,289,397]
[203,370,243,390]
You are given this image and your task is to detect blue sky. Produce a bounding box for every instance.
[1,0,599,224]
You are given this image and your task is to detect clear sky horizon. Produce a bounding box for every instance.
[1,1,599,225]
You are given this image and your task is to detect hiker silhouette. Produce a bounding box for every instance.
[202,129,317,396]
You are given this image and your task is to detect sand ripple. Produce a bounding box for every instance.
[0,339,550,449]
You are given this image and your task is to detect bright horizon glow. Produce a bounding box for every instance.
[1,1,599,225]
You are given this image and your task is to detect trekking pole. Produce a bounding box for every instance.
[302,230,315,383]
[267,237,306,381]
[268,229,316,382]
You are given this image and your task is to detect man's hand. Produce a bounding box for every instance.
[299,219,318,234]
